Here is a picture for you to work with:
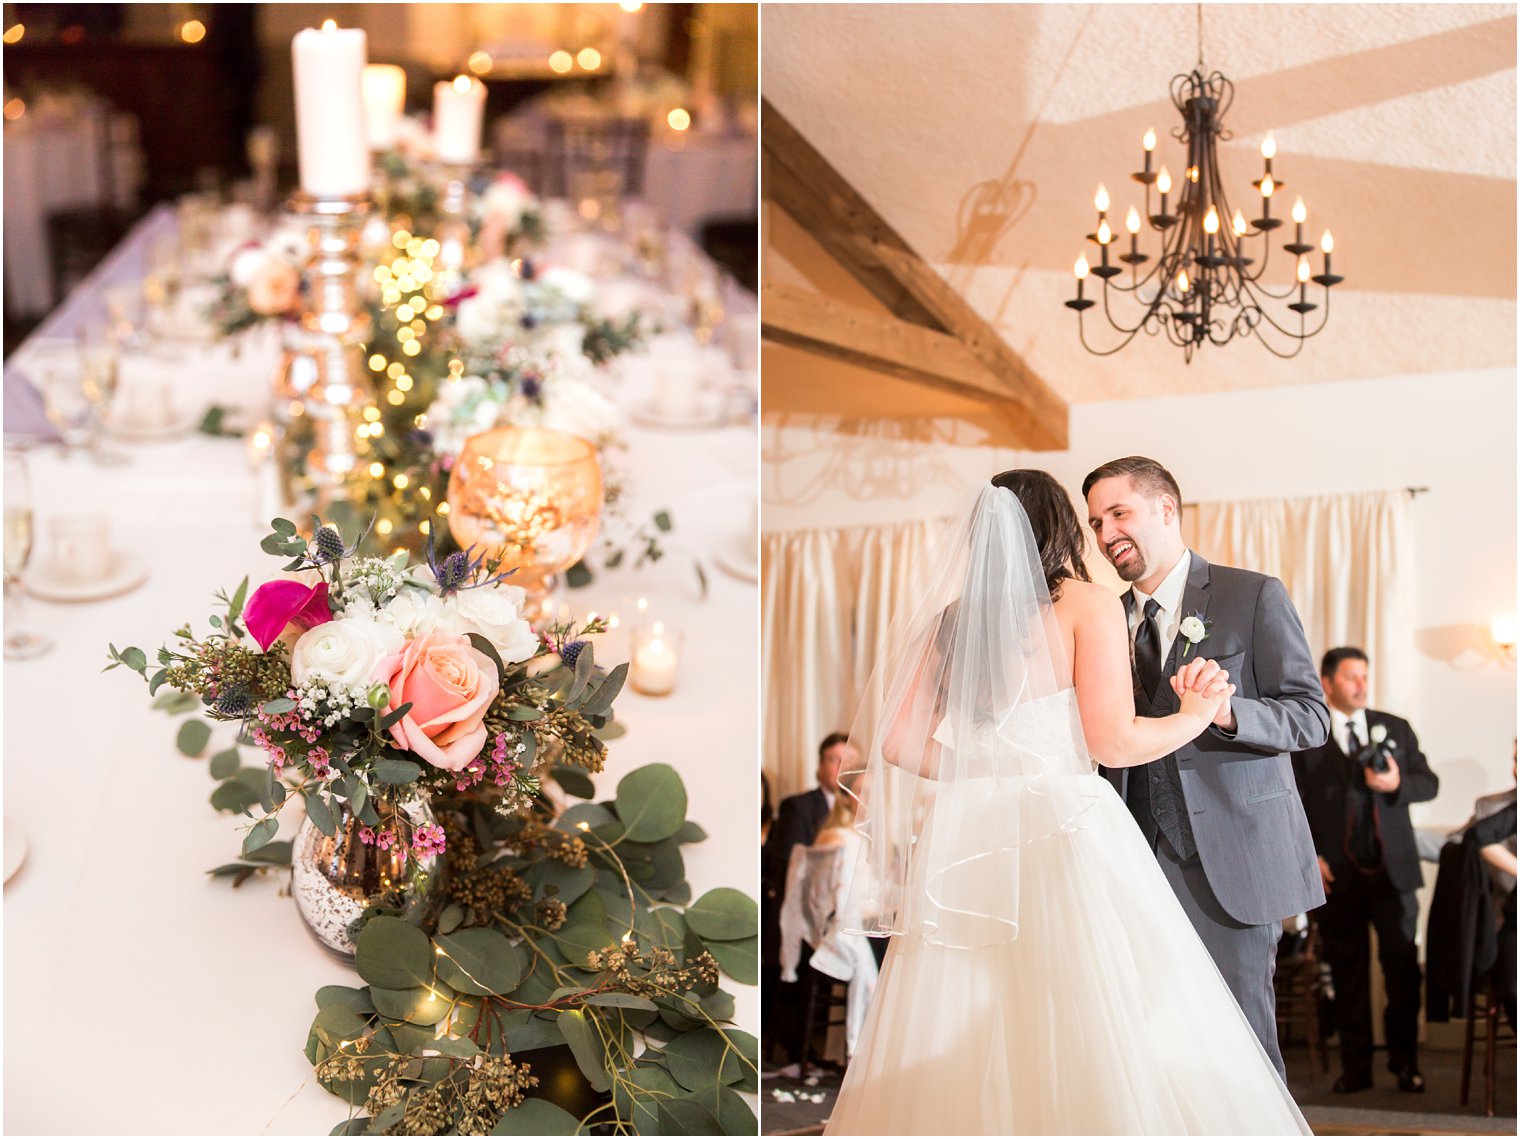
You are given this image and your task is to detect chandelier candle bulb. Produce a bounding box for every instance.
[1065,254,1094,311]
[433,75,486,164]
[291,21,371,196]
[1142,127,1156,175]
[1261,131,1277,176]
[1094,182,1110,214]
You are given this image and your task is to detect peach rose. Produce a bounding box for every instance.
[379,630,499,772]
[247,262,300,315]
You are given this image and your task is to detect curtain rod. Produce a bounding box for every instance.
[1406,486,1429,497]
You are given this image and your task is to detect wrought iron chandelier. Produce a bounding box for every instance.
[1066,17,1342,361]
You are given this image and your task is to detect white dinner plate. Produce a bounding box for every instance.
[630,397,729,431]
[712,533,759,582]
[25,552,149,603]
[105,408,202,442]
[3,822,27,885]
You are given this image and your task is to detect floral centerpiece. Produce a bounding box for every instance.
[106,518,758,1133]
[208,228,307,340]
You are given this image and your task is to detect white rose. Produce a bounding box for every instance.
[1178,616,1206,643]
[540,322,588,363]
[380,588,449,638]
[445,585,538,664]
[290,617,404,688]
[1369,725,1388,744]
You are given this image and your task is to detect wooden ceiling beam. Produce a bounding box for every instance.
[762,98,1068,450]
[762,281,1011,405]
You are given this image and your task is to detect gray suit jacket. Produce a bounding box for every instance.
[1107,552,1330,926]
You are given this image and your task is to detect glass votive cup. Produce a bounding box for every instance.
[629,620,683,697]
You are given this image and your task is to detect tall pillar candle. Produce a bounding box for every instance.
[292,22,371,196]
[362,63,407,150]
[433,75,486,164]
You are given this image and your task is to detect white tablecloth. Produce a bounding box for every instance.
[3,214,759,1134]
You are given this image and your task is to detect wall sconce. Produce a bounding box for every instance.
[1491,614,1516,661]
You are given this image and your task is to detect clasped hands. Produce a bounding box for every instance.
[1168,656,1237,730]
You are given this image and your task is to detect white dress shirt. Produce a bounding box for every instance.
[1329,707,1370,757]
[1127,549,1193,662]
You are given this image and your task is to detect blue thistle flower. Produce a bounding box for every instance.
[560,640,587,671]
[214,687,252,717]
[521,375,542,401]
[315,525,346,562]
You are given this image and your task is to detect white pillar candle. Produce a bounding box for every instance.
[433,75,486,165]
[362,63,407,150]
[292,22,371,196]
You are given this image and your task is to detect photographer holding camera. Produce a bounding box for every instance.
[1292,646,1439,1094]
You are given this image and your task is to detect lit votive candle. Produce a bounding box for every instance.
[631,621,682,696]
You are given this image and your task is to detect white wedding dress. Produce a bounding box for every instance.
[825,688,1310,1136]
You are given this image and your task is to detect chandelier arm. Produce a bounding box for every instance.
[1098,271,1160,337]
[1077,311,1150,357]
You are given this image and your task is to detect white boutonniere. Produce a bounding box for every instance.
[1369,724,1388,745]
[1178,611,1212,659]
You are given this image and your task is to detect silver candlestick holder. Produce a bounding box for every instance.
[271,191,376,514]
[430,161,477,295]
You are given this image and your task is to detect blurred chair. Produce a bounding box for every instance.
[1460,972,1515,1117]
[1274,916,1331,1077]
[547,114,649,201]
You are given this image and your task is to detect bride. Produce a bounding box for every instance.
[825,471,1310,1136]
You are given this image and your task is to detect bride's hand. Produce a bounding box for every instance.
[1179,677,1235,726]
[1171,657,1224,696]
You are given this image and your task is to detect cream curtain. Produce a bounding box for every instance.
[1182,488,1414,713]
[762,518,944,799]
[764,488,1413,800]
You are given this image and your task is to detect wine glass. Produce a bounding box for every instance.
[41,367,94,459]
[3,451,53,659]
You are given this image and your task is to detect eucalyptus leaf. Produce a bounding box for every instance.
[242,816,279,857]
[434,928,525,996]
[153,689,200,714]
[315,985,376,1015]
[304,791,337,837]
[581,992,657,1011]
[557,1009,612,1093]
[466,633,506,683]
[377,702,413,731]
[372,758,421,785]
[684,888,758,941]
[354,917,435,990]
[245,840,293,866]
[502,1013,565,1053]
[208,747,240,780]
[489,1098,581,1135]
[578,663,627,718]
[175,718,212,757]
[675,820,708,844]
[370,983,452,1025]
[701,935,758,985]
[662,1027,750,1091]
[614,764,687,842]
[555,803,616,834]
[549,766,595,799]
[261,697,296,715]
[655,1098,722,1136]
[210,780,259,815]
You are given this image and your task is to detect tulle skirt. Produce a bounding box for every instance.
[824,773,1310,1136]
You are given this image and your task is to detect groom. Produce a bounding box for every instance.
[1084,456,1329,1077]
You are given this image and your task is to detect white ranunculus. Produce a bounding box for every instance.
[290,617,404,688]
[227,245,274,288]
[538,265,596,305]
[539,377,623,445]
[379,588,449,639]
[1369,724,1388,744]
[445,585,538,664]
[1178,616,1207,643]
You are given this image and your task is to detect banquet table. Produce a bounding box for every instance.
[2,208,760,1134]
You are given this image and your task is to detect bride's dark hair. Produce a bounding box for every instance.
[988,469,1091,600]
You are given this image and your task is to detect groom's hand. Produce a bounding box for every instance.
[1171,658,1238,731]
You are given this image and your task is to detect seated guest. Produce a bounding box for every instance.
[768,732,855,887]
[1291,647,1438,1094]
[780,787,878,1061]
[1468,747,1517,1025]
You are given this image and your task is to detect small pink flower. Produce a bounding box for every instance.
[246,262,300,315]
[244,579,332,651]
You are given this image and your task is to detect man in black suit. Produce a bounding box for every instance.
[769,732,851,877]
[1292,647,1439,1094]
[760,732,853,1076]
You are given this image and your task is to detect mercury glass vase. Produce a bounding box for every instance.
[291,793,444,961]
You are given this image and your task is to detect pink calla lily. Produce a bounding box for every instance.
[244,579,333,651]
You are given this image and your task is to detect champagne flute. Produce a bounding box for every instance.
[3,452,53,659]
[78,322,128,465]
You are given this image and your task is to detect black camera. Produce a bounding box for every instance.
[1356,733,1395,775]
